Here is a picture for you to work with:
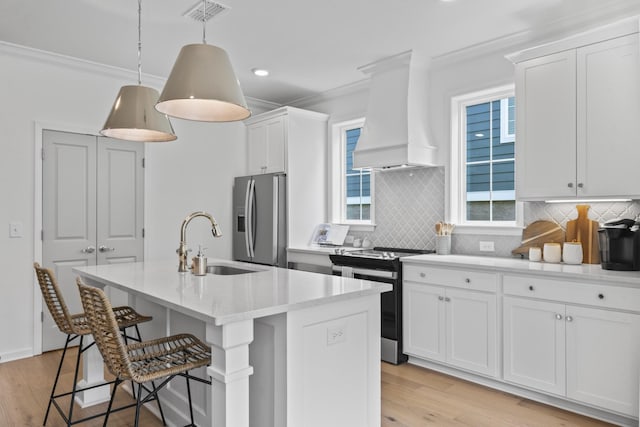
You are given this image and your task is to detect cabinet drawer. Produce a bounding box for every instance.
[404,265,497,292]
[504,275,640,312]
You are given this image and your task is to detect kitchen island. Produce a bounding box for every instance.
[74,260,390,427]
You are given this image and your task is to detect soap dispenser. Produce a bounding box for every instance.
[192,245,207,276]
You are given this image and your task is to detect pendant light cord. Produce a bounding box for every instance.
[202,0,207,44]
[137,0,142,85]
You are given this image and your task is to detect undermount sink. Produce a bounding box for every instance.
[206,265,256,275]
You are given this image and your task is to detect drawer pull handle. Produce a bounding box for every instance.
[566,316,574,322]
[419,272,426,278]
[444,297,451,302]
[465,278,471,283]
[438,296,444,301]
[528,285,534,291]
[555,314,563,320]
[598,293,604,300]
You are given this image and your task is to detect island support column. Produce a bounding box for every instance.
[206,319,255,427]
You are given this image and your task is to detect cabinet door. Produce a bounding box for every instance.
[503,297,566,395]
[576,34,640,198]
[247,124,268,175]
[566,306,640,416]
[446,289,497,377]
[247,117,286,175]
[403,283,445,362]
[515,50,576,200]
[264,117,286,173]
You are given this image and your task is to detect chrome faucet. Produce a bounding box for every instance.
[177,211,223,272]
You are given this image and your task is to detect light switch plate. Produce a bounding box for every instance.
[9,222,23,238]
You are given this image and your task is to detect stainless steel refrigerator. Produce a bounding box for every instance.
[233,172,287,267]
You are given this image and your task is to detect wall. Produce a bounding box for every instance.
[0,42,254,362]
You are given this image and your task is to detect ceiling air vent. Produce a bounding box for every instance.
[183,0,230,22]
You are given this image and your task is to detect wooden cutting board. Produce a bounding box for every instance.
[512,220,565,256]
[566,205,600,264]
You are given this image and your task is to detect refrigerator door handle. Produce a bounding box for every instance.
[248,178,257,258]
[244,178,255,258]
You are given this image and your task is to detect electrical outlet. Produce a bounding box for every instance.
[327,325,346,346]
[9,221,23,238]
[479,241,495,252]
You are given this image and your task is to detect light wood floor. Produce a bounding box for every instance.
[0,348,614,426]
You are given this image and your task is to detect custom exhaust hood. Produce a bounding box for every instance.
[353,50,438,170]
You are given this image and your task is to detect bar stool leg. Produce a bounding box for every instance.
[185,372,195,427]
[43,334,73,426]
[65,335,84,426]
[102,378,121,427]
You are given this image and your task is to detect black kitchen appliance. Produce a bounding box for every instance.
[329,246,435,364]
[598,219,640,271]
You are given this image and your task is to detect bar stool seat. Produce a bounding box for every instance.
[33,262,154,426]
[77,277,211,427]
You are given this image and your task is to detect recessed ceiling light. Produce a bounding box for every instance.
[252,68,269,77]
[475,133,485,138]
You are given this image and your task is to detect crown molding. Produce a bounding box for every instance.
[431,3,640,69]
[0,41,170,89]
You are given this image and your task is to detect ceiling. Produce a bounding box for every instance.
[1,0,639,105]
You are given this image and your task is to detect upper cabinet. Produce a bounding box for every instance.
[247,114,287,175]
[509,19,640,201]
[244,106,329,248]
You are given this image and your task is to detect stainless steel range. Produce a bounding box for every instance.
[329,246,435,364]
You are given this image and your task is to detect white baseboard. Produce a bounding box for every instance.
[0,347,33,364]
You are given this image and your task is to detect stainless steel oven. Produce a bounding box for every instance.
[329,247,434,364]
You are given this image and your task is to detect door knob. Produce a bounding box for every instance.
[99,246,115,253]
[81,246,96,254]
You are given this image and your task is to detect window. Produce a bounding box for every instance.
[451,85,520,227]
[329,118,374,226]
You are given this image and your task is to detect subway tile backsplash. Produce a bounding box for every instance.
[354,167,640,257]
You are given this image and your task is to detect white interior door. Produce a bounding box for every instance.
[42,130,144,352]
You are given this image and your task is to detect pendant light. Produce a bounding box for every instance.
[100,0,176,142]
[155,0,250,122]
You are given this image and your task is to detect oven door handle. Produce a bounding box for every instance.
[332,266,397,280]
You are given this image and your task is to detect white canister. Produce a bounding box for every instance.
[562,241,583,264]
[529,247,542,262]
[543,243,562,263]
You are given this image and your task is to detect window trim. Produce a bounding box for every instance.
[499,97,515,144]
[449,84,522,231]
[329,117,375,230]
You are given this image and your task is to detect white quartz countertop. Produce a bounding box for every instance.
[402,254,640,287]
[74,259,391,326]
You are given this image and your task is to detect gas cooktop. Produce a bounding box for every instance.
[332,247,435,260]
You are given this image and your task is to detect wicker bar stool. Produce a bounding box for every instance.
[77,278,212,427]
[33,262,155,426]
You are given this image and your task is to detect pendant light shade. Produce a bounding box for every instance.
[101,85,177,142]
[156,43,251,122]
[100,0,176,142]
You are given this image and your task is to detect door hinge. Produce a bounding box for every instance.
[142,228,145,238]
[41,230,43,241]
[41,148,45,160]
[142,158,145,168]
[41,311,44,322]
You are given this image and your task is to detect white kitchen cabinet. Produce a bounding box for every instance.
[503,297,566,395]
[503,276,640,417]
[403,265,498,377]
[245,107,329,248]
[513,28,640,200]
[247,115,286,174]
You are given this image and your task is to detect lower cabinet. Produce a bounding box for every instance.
[404,281,497,377]
[504,295,640,417]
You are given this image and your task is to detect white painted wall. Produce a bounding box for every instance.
[0,42,255,362]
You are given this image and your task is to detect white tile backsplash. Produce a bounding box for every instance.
[354,166,640,257]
